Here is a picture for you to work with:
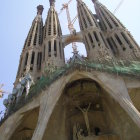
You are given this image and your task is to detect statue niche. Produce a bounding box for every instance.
[65,79,120,140]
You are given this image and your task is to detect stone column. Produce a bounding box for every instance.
[31,76,69,140]
[95,72,140,128]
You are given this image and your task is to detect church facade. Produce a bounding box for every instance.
[0,0,140,140]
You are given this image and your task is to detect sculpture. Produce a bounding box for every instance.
[77,103,91,136]
[73,123,85,140]
[24,74,34,96]
[77,129,84,140]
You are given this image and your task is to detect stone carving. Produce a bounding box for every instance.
[44,64,57,76]
[98,45,112,61]
[16,83,25,102]
[134,48,140,58]
[73,123,79,140]
[77,129,85,140]
[77,103,91,135]
[3,73,34,108]
[24,74,34,96]
[73,123,85,140]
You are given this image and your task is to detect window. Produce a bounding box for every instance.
[101,11,113,29]
[81,8,87,28]
[48,16,52,35]
[85,36,90,50]
[24,53,28,66]
[48,41,51,57]
[53,14,56,35]
[104,9,119,27]
[37,52,42,70]
[87,15,93,26]
[31,52,35,65]
[33,25,38,46]
[100,33,108,48]
[39,24,42,45]
[107,38,117,55]
[59,42,62,59]
[121,32,133,48]
[83,17,88,28]
[27,23,35,46]
[93,31,99,42]
[110,16,118,27]
[98,12,107,30]
[115,34,122,45]
[54,40,57,57]
[43,45,46,61]
[88,33,93,44]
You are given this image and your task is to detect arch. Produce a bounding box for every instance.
[64,42,87,61]
[62,32,83,47]
[31,71,140,140]
[10,107,39,140]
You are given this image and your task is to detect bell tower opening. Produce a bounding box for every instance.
[64,43,87,62]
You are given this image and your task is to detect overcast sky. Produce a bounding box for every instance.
[0,0,140,115]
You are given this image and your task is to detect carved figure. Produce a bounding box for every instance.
[77,129,84,140]
[73,123,78,140]
[24,74,34,96]
[77,103,91,135]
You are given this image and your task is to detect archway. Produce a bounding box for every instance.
[41,77,140,140]
[10,107,39,140]
[64,42,87,62]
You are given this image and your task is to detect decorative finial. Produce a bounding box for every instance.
[49,0,55,6]
[37,5,44,15]
[92,0,97,3]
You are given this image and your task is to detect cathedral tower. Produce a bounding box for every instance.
[42,0,65,72]
[92,0,140,60]
[15,5,44,84]
[77,0,113,61]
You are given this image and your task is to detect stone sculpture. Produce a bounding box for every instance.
[77,103,91,135]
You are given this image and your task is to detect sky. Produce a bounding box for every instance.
[0,0,140,116]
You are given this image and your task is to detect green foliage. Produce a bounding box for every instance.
[1,60,140,126]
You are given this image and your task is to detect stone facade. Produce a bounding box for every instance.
[1,0,140,140]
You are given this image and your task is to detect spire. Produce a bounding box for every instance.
[49,0,55,6]
[92,0,97,3]
[77,0,113,61]
[37,5,44,15]
[77,0,99,30]
[15,5,44,85]
[44,4,62,38]
[42,1,64,72]
[92,0,140,60]
[24,5,44,49]
[92,0,125,30]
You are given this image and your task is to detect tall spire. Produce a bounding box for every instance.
[49,0,55,6]
[77,0,113,61]
[92,0,140,60]
[15,5,44,85]
[42,1,65,73]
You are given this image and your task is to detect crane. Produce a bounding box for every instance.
[113,0,124,14]
[59,0,78,53]
[0,84,10,98]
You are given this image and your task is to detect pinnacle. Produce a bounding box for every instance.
[37,5,44,15]
[49,0,55,6]
[92,0,98,3]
